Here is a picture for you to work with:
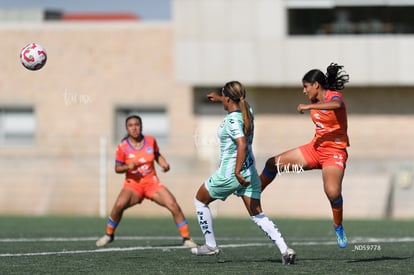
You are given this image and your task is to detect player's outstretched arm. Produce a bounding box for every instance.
[297,98,342,113]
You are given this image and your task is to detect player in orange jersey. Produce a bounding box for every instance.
[260,63,350,248]
[96,115,197,248]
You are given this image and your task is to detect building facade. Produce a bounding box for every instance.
[0,0,413,218]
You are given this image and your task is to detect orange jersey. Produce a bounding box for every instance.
[310,90,349,149]
[115,135,159,184]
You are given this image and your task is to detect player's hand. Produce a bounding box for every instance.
[206,91,223,102]
[127,162,137,170]
[297,104,307,114]
[162,164,170,172]
[235,173,250,187]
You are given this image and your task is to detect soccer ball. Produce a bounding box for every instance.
[20,43,47,71]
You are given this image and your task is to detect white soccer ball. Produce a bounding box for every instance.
[20,43,47,71]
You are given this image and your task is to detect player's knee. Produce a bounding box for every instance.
[264,156,278,174]
[165,200,180,213]
[325,188,341,201]
[113,201,127,212]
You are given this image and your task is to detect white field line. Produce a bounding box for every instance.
[0,236,413,257]
[0,236,265,242]
[0,236,181,242]
[0,243,266,257]
[292,237,414,246]
[1,236,414,243]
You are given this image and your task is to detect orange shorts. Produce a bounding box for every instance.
[299,142,348,170]
[123,177,166,203]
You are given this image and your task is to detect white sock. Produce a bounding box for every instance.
[194,198,217,248]
[251,213,288,254]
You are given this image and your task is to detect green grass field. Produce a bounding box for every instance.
[0,216,413,274]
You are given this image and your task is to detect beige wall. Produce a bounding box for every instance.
[0,23,195,216]
[0,23,413,219]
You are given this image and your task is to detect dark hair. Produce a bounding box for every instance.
[302,63,350,91]
[122,114,142,141]
[125,114,142,126]
[222,81,253,136]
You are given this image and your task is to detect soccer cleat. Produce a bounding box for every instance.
[183,238,197,248]
[282,247,296,265]
[191,244,220,256]
[96,234,114,247]
[334,224,347,248]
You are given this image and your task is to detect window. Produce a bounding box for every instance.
[288,5,414,35]
[0,108,35,145]
[114,107,169,145]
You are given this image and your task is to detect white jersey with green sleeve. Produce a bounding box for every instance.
[216,110,255,178]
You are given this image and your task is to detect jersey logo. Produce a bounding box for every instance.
[137,157,146,163]
[128,153,135,158]
[146,147,153,154]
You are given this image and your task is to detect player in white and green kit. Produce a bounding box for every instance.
[191,81,296,265]
[206,107,258,200]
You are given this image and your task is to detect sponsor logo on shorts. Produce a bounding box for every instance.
[333,154,344,167]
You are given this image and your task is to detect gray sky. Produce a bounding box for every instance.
[0,0,170,20]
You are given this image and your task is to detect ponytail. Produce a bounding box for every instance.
[303,62,350,91]
[325,63,350,91]
[239,98,253,137]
